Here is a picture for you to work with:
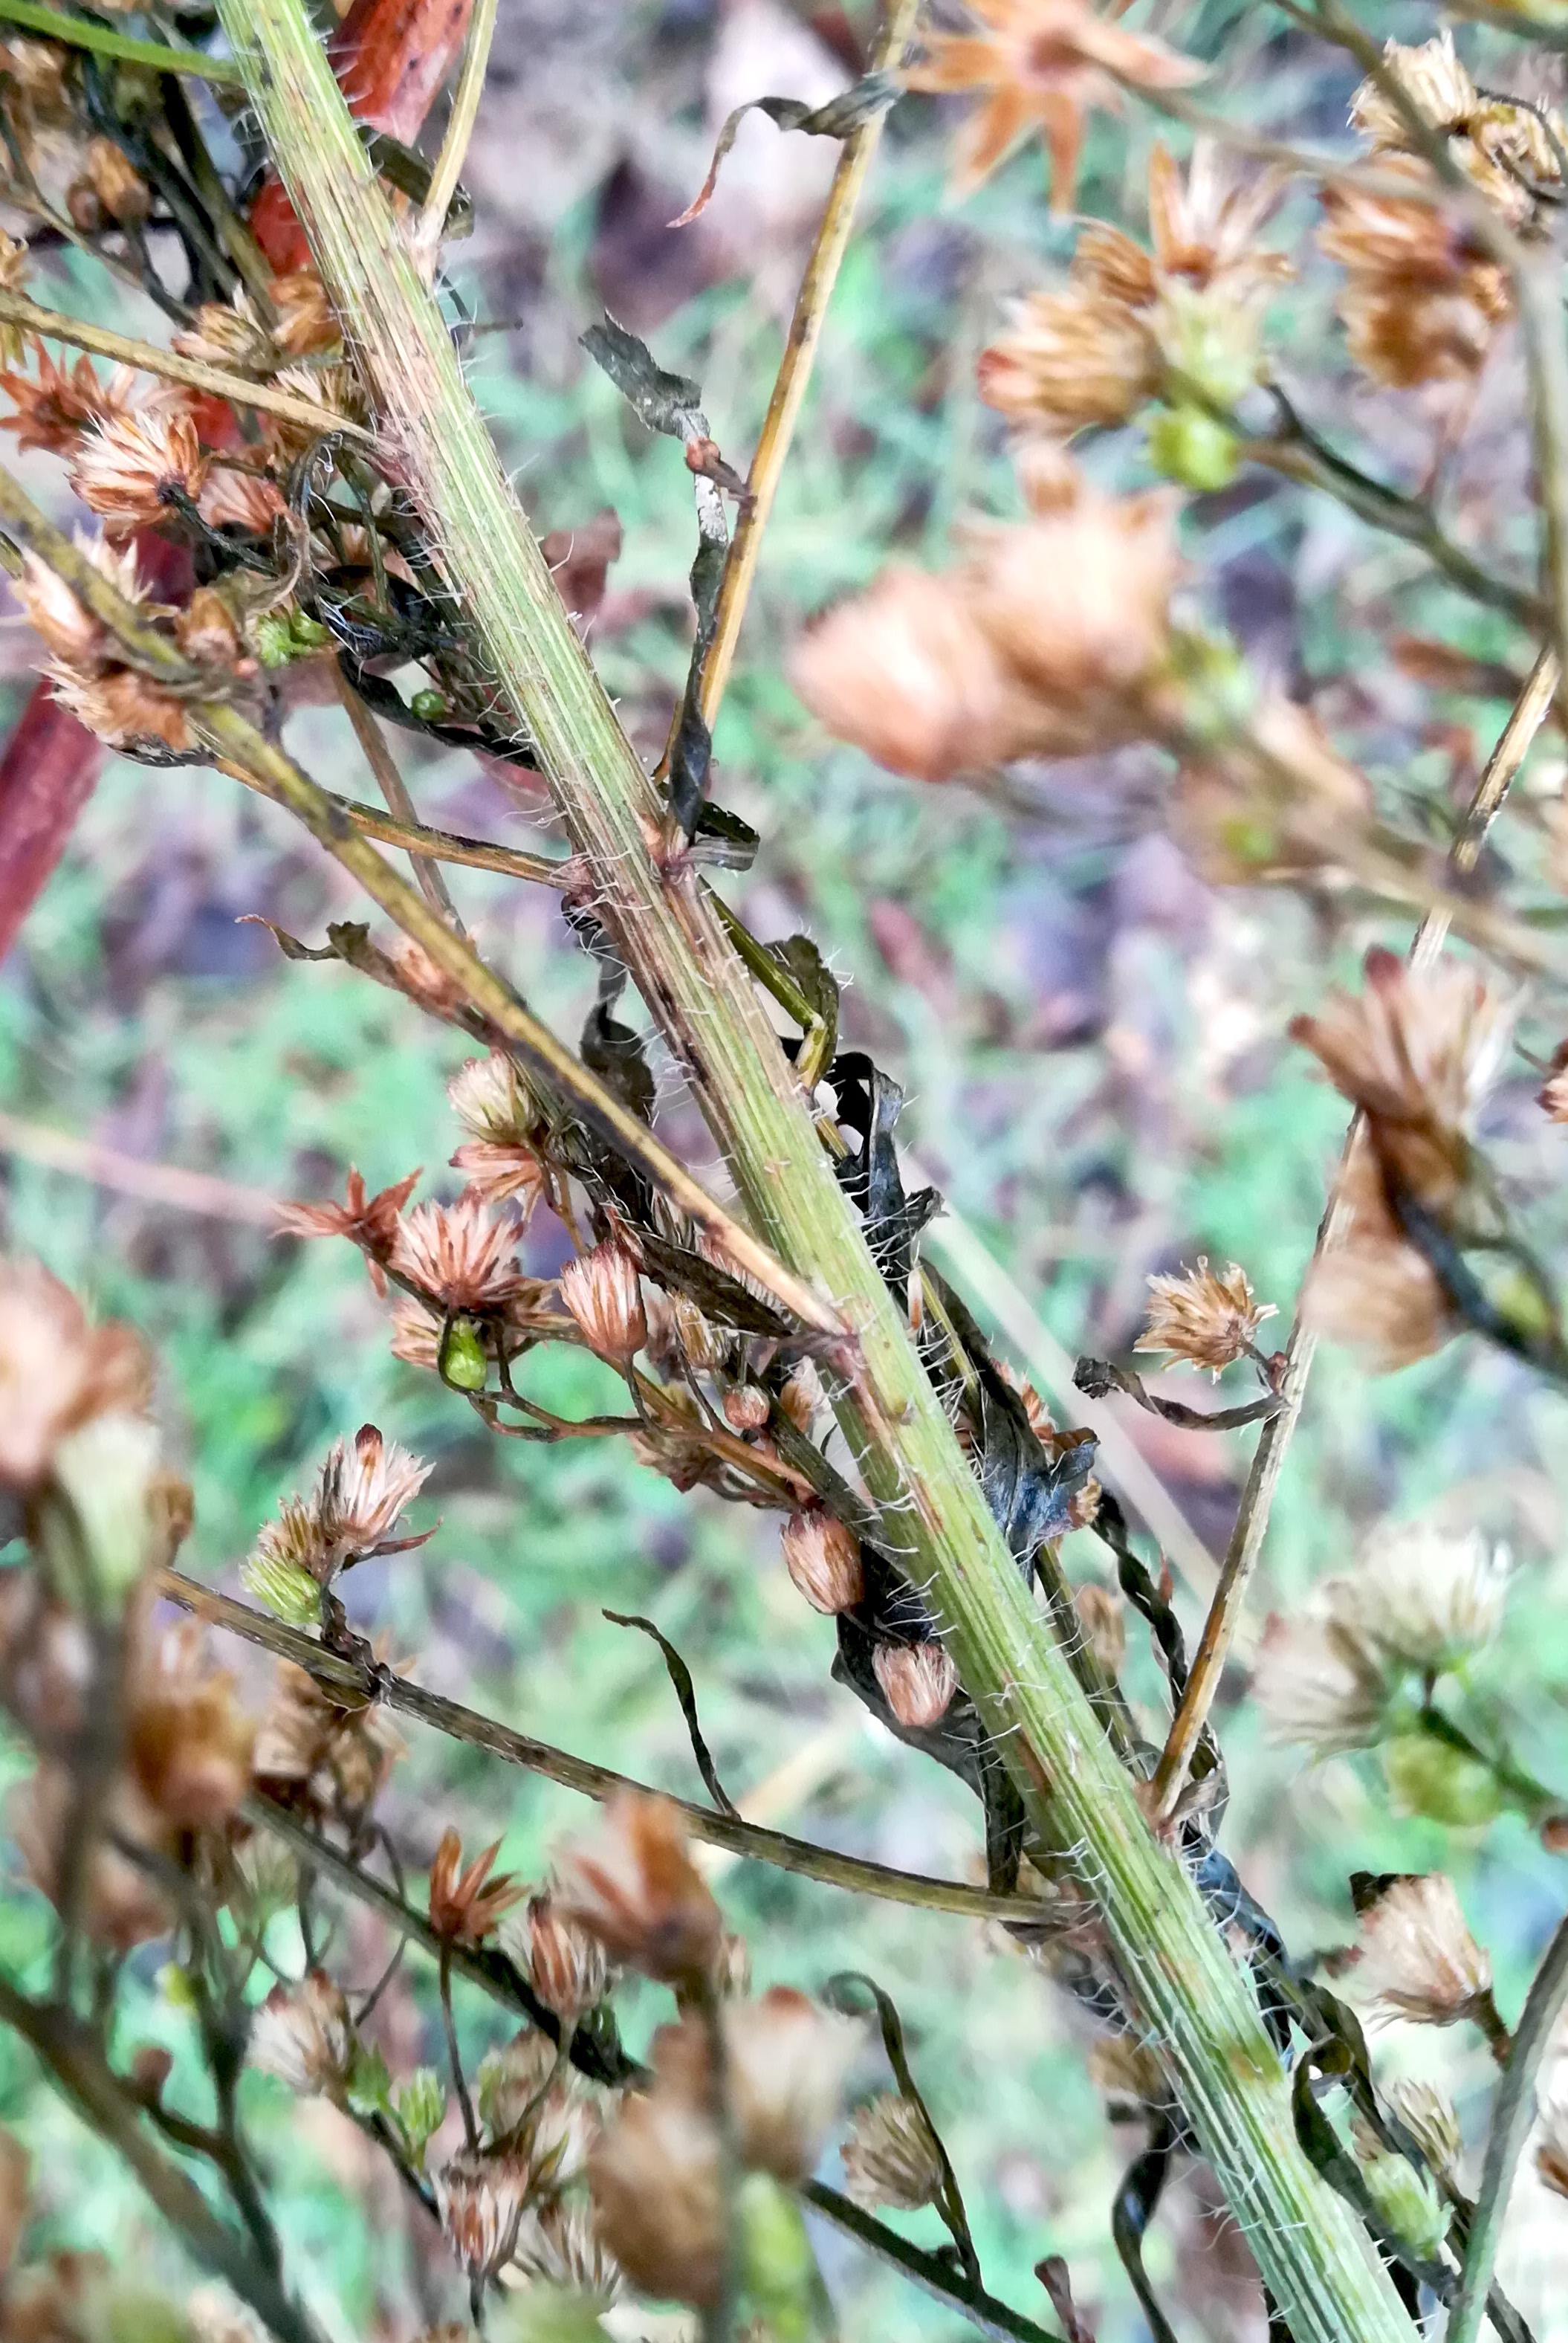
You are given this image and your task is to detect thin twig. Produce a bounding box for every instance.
[158,1568,1060,1927]
[0,0,246,83]
[1449,1907,1568,2343]
[0,289,374,445]
[693,0,923,732]
[1149,647,1559,1823]
[334,668,467,931]
[213,761,567,886]
[414,0,497,262]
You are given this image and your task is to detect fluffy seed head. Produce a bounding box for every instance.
[558,1240,647,1365]
[588,2087,722,2307]
[1329,1521,1510,1673]
[1250,1610,1389,1756]
[70,405,210,531]
[874,1640,959,1728]
[247,1973,354,2096]
[501,1890,615,2025]
[1135,1256,1273,1376]
[781,1509,864,1615]
[841,2092,945,2211]
[431,2149,532,2281]
[1340,1873,1494,2029]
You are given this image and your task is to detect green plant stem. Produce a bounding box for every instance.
[211,7,1419,2334]
[1449,1908,1568,2343]
[0,0,245,82]
[0,1972,325,2343]
[415,0,496,255]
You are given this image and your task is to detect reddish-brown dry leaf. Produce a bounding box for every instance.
[249,0,475,270]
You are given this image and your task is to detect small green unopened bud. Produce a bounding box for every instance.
[493,2289,612,2343]
[410,687,450,722]
[158,1962,199,2012]
[240,1551,323,1627]
[1357,2146,1448,2262]
[1488,1265,1558,1351]
[346,2039,392,2118]
[289,610,331,650]
[393,2066,446,2165]
[1147,406,1239,493]
[1165,628,1257,746]
[439,1316,489,1390]
[1384,1730,1500,1828]
[253,613,295,669]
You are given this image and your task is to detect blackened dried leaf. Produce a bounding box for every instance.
[691,801,759,870]
[771,934,840,1067]
[581,315,703,437]
[671,71,901,227]
[634,1229,791,1338]
[603,1610,739,1817]
[1111,2116,1181,2343]
[1074,1357,1282,1432]
[581,995,656,1124]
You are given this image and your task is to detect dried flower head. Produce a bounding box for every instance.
[46,663,195,757]
[1292,948,1514,1215]
[874,1639,959,1728]
[448,1052,547,1204]
[127,1621,254,1831]
[476,2029,600,2185]
[1329,1522,1511,1673]
[1319,161,1511,388]
[841,2092,945,2211]
[558,1239,647,1366]
[0,344,139,456]
[903,0,1200,207]
[501,1890,616,2025]
[781,1508,864,1615]
[1135,1256,1273,1376]
[1340,1874,1494,2029]
[552,1790,721,1985]
[270,271,340,358]
[431,2148,532,2281]
[252,1659,403,1822]
[392,1191,529,1313]
[588,2088,722,2307]
[793,468,1177,782]
[1250,1610,1389,1756]
[512,2200,622,2298]
[428,1827,525,1943]
[1348,33,1565,232]
[0,1258,151,1491]
[1384,2078,1462,2183]
[15,534,143,671]
[70,405,210,531]
[244,1423,430,1596]
[1301,1139,1457,1371]
[275,1166,421,1294]
[979,284,1159,433]
[247,1973,354,2096]
[650,1988,860,2184]
[13,1765,172,1947]
[172,298,276,374]
[791,565,1039,783]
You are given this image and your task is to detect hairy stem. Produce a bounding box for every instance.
[0,0,244,83]
[210,9,1419,2335]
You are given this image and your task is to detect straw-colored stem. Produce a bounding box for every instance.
[1150,647,1558,1823]
[694,0,921,732]
[334,667,465,929]
[414,0,497,261]
[0,288,372,444]
[208,10,1419,2333]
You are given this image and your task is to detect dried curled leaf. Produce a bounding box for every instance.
[671,71,901,227]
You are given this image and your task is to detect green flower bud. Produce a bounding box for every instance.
[439,1316,489,1390]
[1356,2146,1448,2262]
[252,613,296,668]
[392,2066,446,2165]
[1147,406,1240,493]
[493,2289,612,2343]
[345,2038,392,2118]
[1384,1729,1500,1828]
[409,687,450,722]
[45,1412,161,1610]
[288,610,331,649]
[239,1550,323,1627]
